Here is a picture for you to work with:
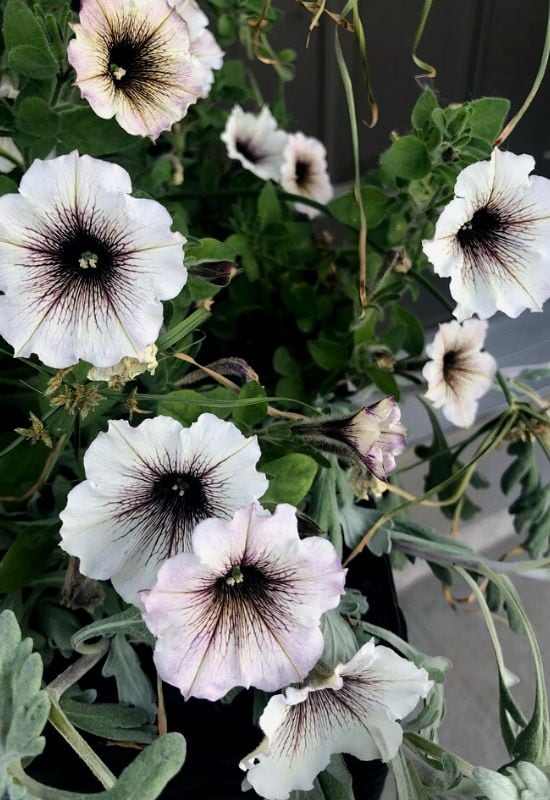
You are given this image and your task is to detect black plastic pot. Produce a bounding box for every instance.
[32,548,406,799]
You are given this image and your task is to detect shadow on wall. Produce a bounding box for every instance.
[244,0,550,183]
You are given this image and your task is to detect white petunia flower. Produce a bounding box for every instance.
[87,343,158,385]
[0,151,186,369]
[279,132,333,219]
[68,0,213,139]
[142,504,346,701]
[422,149,550,321]
[59,414,268,607]
[0,137,23,172]
[221,106,288,181]
[240,639,433,800]
[168,0,224,94]
[423,319,497,428]
[0,75,19,99]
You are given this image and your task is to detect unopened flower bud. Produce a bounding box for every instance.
[190,260,239,287]
[292,397,406,479]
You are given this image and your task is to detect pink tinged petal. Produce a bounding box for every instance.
[241,641,432,800]
[60,415,268,608]
[142,503,346,700]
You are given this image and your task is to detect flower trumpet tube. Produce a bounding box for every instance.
[292,398,407,479]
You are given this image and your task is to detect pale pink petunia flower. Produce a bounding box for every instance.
[142,504,346,700]
[68,0,213,139]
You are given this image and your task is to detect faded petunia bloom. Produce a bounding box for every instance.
[59,414,267,607]
[423,149,550,321]
[87,344,158,386]
[168,0,224,95]
[68,0,213,139]
[423,319,497,428]
[278,132,333,219]
[241,640,433,800]
[0,152,186,369]
[141,504,346,701]
[221,105,288,181]
[292,398,406,480]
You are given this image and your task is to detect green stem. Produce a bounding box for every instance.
[47,699,116,789]
[495,0,550,145]
[409,268,453,314]
[412,0,437,78]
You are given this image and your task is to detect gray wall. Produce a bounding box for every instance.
[254,0,550,183]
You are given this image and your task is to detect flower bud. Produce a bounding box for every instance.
[190,260,239,287]
[292,397,406,479]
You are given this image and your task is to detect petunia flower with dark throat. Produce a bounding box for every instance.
[0,151,186,369]
[292,398,406,480]
[141,504,346,700]
[278,132,333,219]
[221,105,288,181]
[68,0,214,138]
[59,414,268,607]
[423,148,550,321]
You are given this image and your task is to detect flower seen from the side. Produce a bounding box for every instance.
[59,414,267,607]
[292,398,406,480]
[142,504,346,701]
[221,105,288,181]
[422,148,550,321]
[87,343,158,386]
[0,151,186,369]
[279,132,333,219]
[168,0,224,95]
[68,0,213,139]
[240,639,432,800]
[423,319,497,428]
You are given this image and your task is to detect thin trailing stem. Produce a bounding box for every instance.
[495,0,550,146]
[412,0,437,79]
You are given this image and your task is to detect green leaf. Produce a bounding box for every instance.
[102,634,157,722]
[60,697,155,743]
[0,610,50,793]
[15,97,58,138]
[328,185,390,230]
[319,610,357,669]
[364,367,399,399]
[473,767,518,799]
[233,381,268,427]
[57,107,137,156]
[0,175,18,196]
[158,386,235,426]
[261,454,318,506]
[390,751,423,800]
[225,233,259,281]
[411,89,438,131]
[258,181,282,227]
[185,237,236,265]
[8,45,57,80]
[380,135,431,180]
[308,339,349,372]
[3,0,57,67]
[72,607,155,653]
[468,97,510,143]
[99,733,186,799]
[392,306,424,356]
[0,524,58,593]
[157,307,211,350]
